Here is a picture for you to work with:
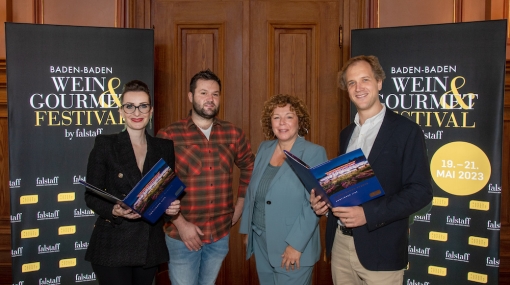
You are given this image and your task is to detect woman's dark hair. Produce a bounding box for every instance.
[120,80,151,104]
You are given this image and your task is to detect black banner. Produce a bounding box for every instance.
[351,20,506,285]
[7,23,154,285]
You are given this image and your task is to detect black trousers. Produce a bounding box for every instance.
[91,263,158,285]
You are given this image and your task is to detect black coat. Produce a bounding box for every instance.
[84,130,175,268]
[325,109,433,271]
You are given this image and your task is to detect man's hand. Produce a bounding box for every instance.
[310,189,328,216]
[232,197,244,225]
[172,214,204,251]
[332,206,366,228]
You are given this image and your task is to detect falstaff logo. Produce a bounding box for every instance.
[73,175,86,184]
[37,210,60,221]
[36,176,59,186]
[488,183,501,193]
[31,76,124,135]
[408,245,430,257]
[11,247,23,257]
[386,65,477,132]
[74,241,89,250]
[446,215,471,227]
[11,213,22,223]
[75,272,96,283]
[487,220,501,230]
[445,250,470,262]
[10,178,21,188]
[38,276,61,285]
[74,208,95,217]
[38,243,60,254]
[486,257,500,267]
[413,213,431,223]
[406,280,430,285]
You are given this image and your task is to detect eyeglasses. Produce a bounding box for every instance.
[121,103,151,114]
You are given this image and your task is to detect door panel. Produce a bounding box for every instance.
[152,0,243,128]
[250,1,341,157]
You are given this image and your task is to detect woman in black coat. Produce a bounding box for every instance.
[84,80,180,285]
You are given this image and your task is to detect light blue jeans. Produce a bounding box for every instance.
[166,234,229,285]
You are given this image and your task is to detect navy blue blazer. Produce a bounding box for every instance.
[240,137,327,267]
[84,130,175,268]
[325,108,433,271]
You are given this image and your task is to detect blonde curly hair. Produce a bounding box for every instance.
[261,94,310,140]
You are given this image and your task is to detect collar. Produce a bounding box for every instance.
[185,116,220,129]
[354,104,386,127]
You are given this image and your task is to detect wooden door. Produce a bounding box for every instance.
[249,1,342,284]
[152,0,343,284]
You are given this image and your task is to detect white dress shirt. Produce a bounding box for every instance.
[346,104,387,158]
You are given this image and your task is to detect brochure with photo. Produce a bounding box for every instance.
[284,148,385,207]
[80,158,185,224]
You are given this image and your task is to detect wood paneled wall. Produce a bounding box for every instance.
[0,0,509,284]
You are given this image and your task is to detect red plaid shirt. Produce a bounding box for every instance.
[157,117,254,243]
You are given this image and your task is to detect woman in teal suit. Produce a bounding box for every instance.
[240,94,327,285]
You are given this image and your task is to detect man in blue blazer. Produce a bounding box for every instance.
[311,55,432,285]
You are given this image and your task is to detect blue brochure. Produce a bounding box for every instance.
[284,148,384,207]
[80,158,186,224]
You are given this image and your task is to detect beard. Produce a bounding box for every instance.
[192,100,219,119]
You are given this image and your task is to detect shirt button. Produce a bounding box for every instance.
[266,201,271,205]
[210,167,212,170]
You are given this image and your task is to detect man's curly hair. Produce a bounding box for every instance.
[261,94,311,140]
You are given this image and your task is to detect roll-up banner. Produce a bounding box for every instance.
[351,20,506,285]
[6,23,154,285]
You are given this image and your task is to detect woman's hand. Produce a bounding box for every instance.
[310,189,328,216]
[165,200,181,216]
[281,245,301,271]
[112,204,141,219]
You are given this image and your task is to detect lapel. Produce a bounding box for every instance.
[342,108,398,165]
[340,124,356,154]
[248,140,276,199]
[366,108,398,165]
[144,134,161,174]
[114,131,143,190]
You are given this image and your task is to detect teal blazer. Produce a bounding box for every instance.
[239,137,327,267]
